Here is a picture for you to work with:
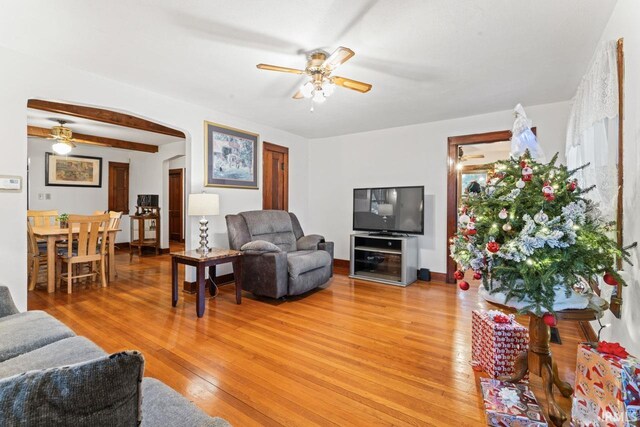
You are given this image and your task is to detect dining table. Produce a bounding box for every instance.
[32,225,121,293]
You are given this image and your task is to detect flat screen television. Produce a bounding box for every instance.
[353,186,424,235]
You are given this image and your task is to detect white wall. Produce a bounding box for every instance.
[307,101,571,273]
[0,45,309,311]
[587,0,640,355]
[27,138,185,244]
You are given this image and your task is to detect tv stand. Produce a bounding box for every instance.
[349,233,418,286]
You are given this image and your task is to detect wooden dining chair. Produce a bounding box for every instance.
[27,222,47,291]
[56,214,109,294]
[27,210,59,227]
[103,211,123,279]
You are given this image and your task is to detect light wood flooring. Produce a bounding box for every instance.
[28,248,587,426]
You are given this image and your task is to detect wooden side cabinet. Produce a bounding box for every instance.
[130,206,160,259]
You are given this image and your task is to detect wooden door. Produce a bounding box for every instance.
[168,168,183,242]
[108,162,129,214]
[262,142,289,210]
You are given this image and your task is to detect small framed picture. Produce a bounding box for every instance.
[204,121,258,189]
[45,152,102,187]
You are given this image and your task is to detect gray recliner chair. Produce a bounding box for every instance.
[226,210,334,299]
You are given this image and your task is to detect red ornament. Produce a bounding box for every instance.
[603,272,619,286]
[567,180,577,192]
[486,241,500,253]
[519,160,527,168]
[473,271,482,280]
[458,281,470,291]
[522,166,533,182]
[466,229,477,236]
[542,313,557,327]
[544,194,555,202]
[453,270,465,280]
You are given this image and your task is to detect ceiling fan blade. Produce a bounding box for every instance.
[322,47,355,71]
[332,76,372,93]
[256,64,304,74]
[292,90,304,100]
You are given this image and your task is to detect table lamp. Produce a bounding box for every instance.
[188,193,219,254]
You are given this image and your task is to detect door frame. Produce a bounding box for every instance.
[262,141,289,211]
[446,129,535,283]
[168,168,184,242]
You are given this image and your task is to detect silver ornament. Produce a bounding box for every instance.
[516,179,526,189]
[502,223,512,232]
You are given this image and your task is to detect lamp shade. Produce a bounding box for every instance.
[188,193,219,216]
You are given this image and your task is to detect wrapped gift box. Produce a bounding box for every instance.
[472,310,529,379]
[480,378,548,426]
[572,343,640,426]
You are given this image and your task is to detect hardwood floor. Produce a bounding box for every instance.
[28,250,587,426]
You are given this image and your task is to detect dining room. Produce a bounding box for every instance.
[26,100,187,294]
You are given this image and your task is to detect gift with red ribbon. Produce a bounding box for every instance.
[572,343,640,426]
[471,310,529,379]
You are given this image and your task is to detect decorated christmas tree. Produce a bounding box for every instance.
[450,106,633,316]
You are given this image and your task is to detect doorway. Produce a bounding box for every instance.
[168,168,184,242]
[446,129,537,283]
[262,142,289,211]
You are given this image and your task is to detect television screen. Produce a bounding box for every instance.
[353,186,424,234]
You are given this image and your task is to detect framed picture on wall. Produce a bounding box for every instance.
[204,121,258,189]
[45,152,102,187]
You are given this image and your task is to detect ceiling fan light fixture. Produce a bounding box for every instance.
[300,81,314,98]
[322,80,335,97]
[312,90,326,104]
[52,140,73,155]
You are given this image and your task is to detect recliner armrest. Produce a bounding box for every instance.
[318,241,334,277]
[240,240,282,255]
[297,234,325,251]
[240,251,289,299]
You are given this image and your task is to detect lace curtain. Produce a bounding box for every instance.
[565,40,619,220]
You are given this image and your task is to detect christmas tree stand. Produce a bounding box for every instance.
[490,301,607,427]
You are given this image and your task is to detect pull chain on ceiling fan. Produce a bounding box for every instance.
[256,46,372,108]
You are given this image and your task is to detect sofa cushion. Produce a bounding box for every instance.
[0,311,75,362]
[287,250,332,278]
[296,234,325,251]
[141,378,230,427]
[240,210,297,252]
[0,336,107,379]
[0,351,144,426]
[240,240,282,254]
[0,286,19,318]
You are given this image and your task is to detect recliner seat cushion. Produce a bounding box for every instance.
[287,250,332,278]
[0,311,75,362]
[240,210,297,252]
[0,336,107,378]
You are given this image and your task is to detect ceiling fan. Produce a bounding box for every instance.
[47,120,77,155]
[256,46,372,105]
[458,147,485,163]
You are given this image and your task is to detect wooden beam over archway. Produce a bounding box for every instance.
[27,99,185,139]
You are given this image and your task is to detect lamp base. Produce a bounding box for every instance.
[197,216,211,255]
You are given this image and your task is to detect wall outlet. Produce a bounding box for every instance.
[38,193,44,200]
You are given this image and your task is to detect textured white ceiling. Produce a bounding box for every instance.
[1,0,616,138]
[27,109,185,146]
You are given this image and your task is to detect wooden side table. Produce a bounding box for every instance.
[171,249,243,318]
[130,206,160,260]
[491,299,608,427]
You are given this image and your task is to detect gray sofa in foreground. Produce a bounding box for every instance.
[0,286,230,426]
[226,210,334,299]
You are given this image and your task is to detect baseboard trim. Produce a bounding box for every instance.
[115,242,169,255]
[578,320,598,342]
[334,259,350,269]
[428,272,447,283]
